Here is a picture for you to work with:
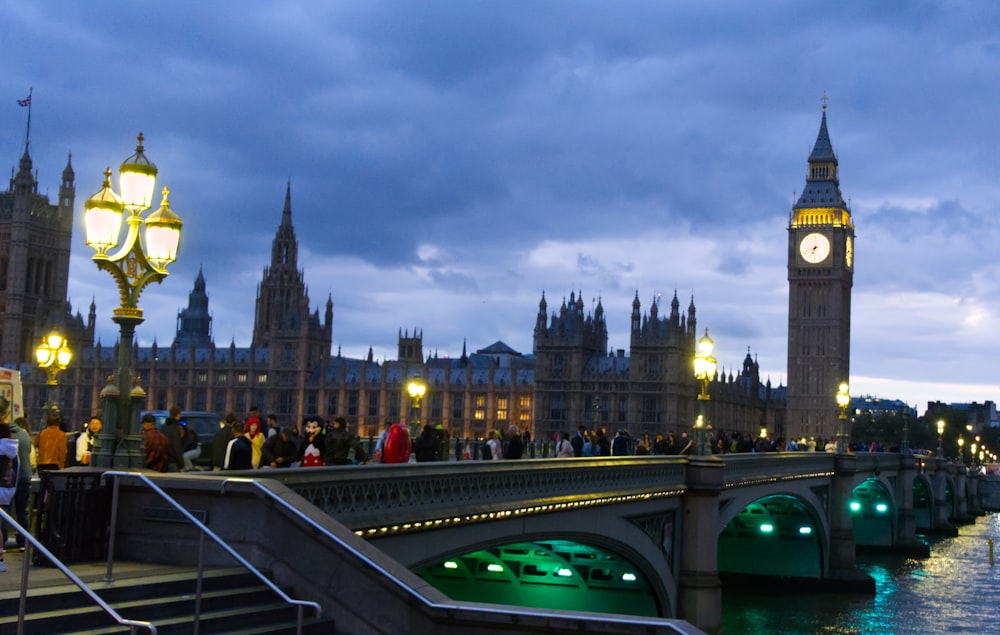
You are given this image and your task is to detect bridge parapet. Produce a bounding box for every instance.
[722,453,835,488]
[258,457,689,533]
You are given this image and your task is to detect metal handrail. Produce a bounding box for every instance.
[220,477,697,634]
[0,507,157,635]
[103,471,321,635]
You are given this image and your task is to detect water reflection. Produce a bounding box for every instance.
[721,513,1000,634]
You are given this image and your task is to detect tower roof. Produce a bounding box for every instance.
[808,110,837,163]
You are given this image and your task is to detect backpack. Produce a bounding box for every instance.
[481,441,492,460]
[0,437,19,504]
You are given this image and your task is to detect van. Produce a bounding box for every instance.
[140,410,222,468]
[0,368,24,421]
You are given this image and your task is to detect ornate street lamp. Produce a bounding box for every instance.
[693,328,716,456]
[407,374,427,431]
[835,382,850,454]
[85,133,183,468]
[958,436,965,465]
[35,331,72,411]
[936,419,945,459]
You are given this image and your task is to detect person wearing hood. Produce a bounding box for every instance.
[323,417,368,466]
[261,427,298,468]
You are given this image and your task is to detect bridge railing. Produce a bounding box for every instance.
[721,452,837,488]
[240,456,690,530]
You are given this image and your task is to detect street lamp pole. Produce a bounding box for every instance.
[693,328,716,456]
[85,133,183,468]
[936,419,945,459]
[835,382,850,454]
[34,331,73,415]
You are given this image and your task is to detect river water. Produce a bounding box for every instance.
[720,512,1000,634]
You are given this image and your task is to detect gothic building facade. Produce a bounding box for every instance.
[0,141,93,366]
[532,290,783,443]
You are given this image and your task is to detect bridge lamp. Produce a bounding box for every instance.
[759,523,774,534]
[621,572,637,582]
[759,425,767,439]
[35,331,73,414]
[692,329,716,456]
[555,567,573,578]
[875,502,888,514]
[486,563,504,573]
[835,382,850,454]
[958,436,965,464]
[443,561,459,570]
[849,500,862,513]
[798,526,813,535]
[407,374,427,429]
[936,420,945,458]
[85,133,183,468]
[980,451,985,464]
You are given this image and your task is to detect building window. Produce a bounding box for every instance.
[197,372,208,384]
[347,391,359,416]
[496,397,508,423]
[368,392,379,417]
[306,391,317,415]
[215,391,227,415]
[452,393,463,420]
[327,393,338,416]
[177,371,188,383]
[216,373,227,384]
[474,394,486,421]
[279,390,293,415]
[258,373,268,384]
[550,394,566,421]
[390,392,401,419]
[430,393,442,419]
[237,373,248,385]
[519,396,531,412]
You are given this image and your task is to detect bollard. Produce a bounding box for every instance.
[990,538,995,565]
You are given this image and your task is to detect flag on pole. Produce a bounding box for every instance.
[17,96,31,107]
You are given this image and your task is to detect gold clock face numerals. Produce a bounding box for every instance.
[845,236,854,268]
[799,232,831,264]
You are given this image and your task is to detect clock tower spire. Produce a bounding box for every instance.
[786,104,855,442]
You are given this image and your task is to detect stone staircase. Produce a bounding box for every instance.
[0,566,335,634]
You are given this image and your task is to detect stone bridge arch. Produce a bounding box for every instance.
[369,501,678,617]
[717,488,830,580]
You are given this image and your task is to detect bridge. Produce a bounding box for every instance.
[54,452,982,634]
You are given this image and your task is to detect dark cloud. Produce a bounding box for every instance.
[4,1,1000,408]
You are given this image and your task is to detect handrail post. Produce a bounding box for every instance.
[17,542,31,635]
[105,474,121,582]
[193,530,205,635]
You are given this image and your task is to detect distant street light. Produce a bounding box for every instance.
[958,436,965,465]
[35,331,72,412]
[85,133,183,468]
[936,420,945,459]
[407,374,427,431]
[693,329,716,456]
[835,382,850,454]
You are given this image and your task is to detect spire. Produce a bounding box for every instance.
[282,179,292,226]
[808,108,836,163]
[794,100,845,210]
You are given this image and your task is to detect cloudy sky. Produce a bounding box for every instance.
[3,1,999,413]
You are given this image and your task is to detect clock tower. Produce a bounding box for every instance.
[786,105,855,442]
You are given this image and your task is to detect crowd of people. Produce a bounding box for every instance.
[138,406,373,472]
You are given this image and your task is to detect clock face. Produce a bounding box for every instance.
[799,232,830,264]
[845,236,854,268]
